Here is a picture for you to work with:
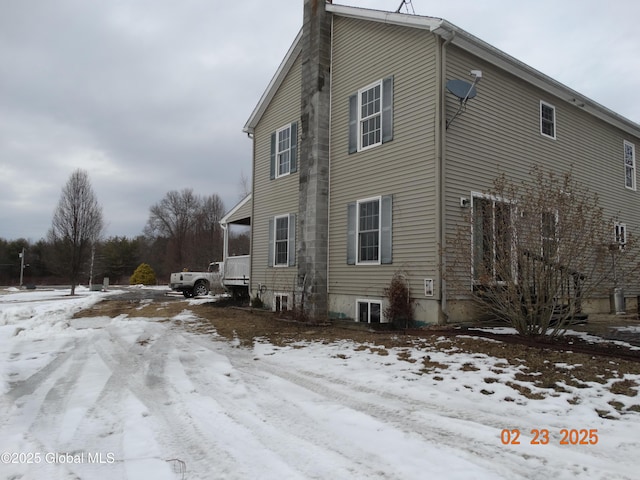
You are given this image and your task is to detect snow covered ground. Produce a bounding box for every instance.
[1,287,639,480]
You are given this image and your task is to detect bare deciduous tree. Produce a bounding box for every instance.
[238,170,251,200]
[448,166,639,336]
[193,194,225,267]
[144,189,225,272]
[49,169,104,295]
[145,189,200,269]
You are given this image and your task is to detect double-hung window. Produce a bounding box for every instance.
[268,214,296,267]
[615,222,627,248]
[347,196,393,265]
[541,211,558,261]
[270,122,298,179]
[624,141,636,190]
[540,101,556,139]
[358,199,379,262]
[472,195,514,283]
[359,83,381,149]
[348,76,394,153]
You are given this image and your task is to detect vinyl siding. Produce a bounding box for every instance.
[444,45,640,297]
[250,53,301,302]
[328,16,439,307]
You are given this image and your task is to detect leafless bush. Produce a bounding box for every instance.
[447,165,639,336]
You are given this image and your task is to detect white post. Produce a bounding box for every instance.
[19,247,25,287]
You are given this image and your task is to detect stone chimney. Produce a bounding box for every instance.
[297,0,331,320]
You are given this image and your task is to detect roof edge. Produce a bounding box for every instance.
[220,193,252,225]
[326,3,443,30]
[243,30,303,134]
[244,3,640,138]
[434,20,640,136]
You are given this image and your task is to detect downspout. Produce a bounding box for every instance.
[435,29,454,325]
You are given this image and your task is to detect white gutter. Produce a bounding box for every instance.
[327,4,640,137]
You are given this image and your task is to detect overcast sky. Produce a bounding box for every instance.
[2,0,639,241]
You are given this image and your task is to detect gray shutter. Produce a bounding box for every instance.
[382,76,394,144]
[348,94,358,154]
[270,132,276,180]
[381,195,393,264]
[288,213,296,266]
[268,217,274,267]
[347,202,356,264]
[290,122,298,173]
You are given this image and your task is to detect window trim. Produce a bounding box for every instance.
[615,222,627,247]
[356,299,384,323]
[270,122,297,180]
[540,100,556,140]
[358,80,383,152]
[356,196,382,265]
[624,140,636,191]
[349,76,394,154]
[275,124,292,179]
[273,214,290,267]
[470,192,516,285]
[273,292,290,312]
[268,213,296,268]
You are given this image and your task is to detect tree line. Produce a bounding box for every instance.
[1,171,249,288]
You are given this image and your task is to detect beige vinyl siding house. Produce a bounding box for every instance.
[241,1,640,324]
[443,44,640,318]
[249,47,302,311]
[328,16,440,321]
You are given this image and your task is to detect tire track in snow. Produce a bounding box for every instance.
[257,356,630,480]
[188,334,610,480]
[91,322,236,478]
[171,333,389,480]
[26,341,92,444]
[6,337,84,401]
[182,333,507,479]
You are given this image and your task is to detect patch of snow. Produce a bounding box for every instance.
[1,289,639,479]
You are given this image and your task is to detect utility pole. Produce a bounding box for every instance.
[19,247,25,288]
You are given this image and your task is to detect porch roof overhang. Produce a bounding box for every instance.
[220,193,251,226]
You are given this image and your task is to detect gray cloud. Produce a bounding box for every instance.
[1,0,638,241]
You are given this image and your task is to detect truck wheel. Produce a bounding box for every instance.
[193,281,209,297]
[183,289,194,298]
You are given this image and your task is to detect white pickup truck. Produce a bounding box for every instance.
[169,255,250,298]
[169,263,221,298]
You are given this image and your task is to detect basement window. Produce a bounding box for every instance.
[274,293,289,312]
[357,299,383,323]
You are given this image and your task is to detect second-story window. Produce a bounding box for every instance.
[359,82,382,149]
[624,140,636,190]
[277,126,291,177]
[269,122,298,180]
[540,101,556,139]
[348,76,394,153]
